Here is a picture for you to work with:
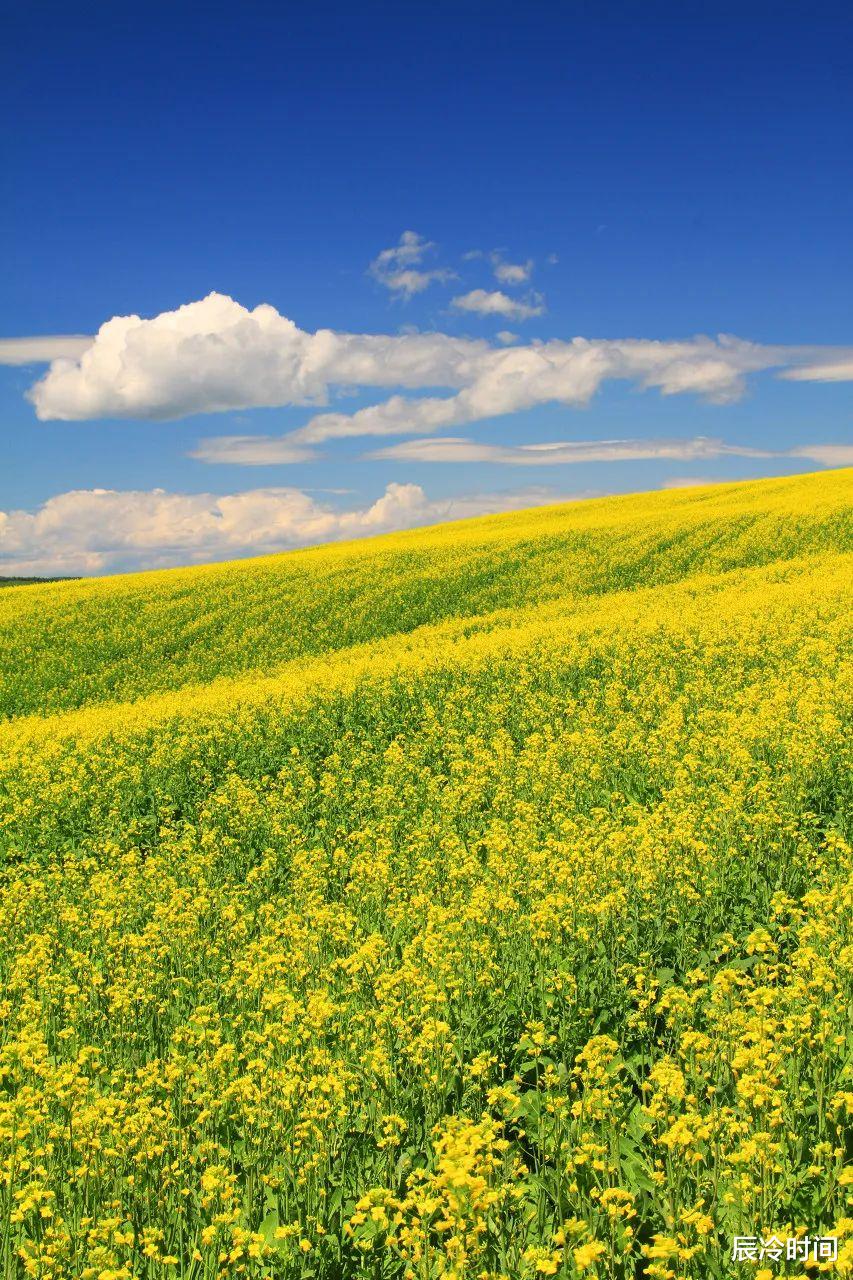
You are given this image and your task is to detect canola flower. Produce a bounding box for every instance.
[0,468,851,1278]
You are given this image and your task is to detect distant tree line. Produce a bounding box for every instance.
[0,576,78,587]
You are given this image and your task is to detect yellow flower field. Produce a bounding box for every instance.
[0,469,852,1279]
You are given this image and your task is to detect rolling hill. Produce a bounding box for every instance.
[0,468,851,1279]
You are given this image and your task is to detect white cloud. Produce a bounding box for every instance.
[492,256,533,285]
[0,335,92,365]
[787,444,853,466]
[369,435,853,470]
[371,230,434,272]
[286,335,787,445]
[451,289,545,320]
[29,293,489,420]
[464,249,533,283]
[376,267,457,297]
[781,360,853,383]
[496,331,519,345]
[0,482,575,577]
[369,231,455,296]
[659,476,727,489]
[19,293,853,451]
[189,435,319,465]
[368,435,774,465]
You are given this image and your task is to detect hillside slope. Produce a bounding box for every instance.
[1,468,850,719]
[0,470,851,1280]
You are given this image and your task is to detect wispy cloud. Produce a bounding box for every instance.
[375,267,457,297]
[460,248,535,284]
[780,359,853,383]
[369,231,455,296]
[189,435,318,465]
[0,335,92,365]
[786,444,853,466]
[368,435,853,469]
[283,336,795,446]
[659,476,727,490]
[371,230,434,272]
[367,435,774,465]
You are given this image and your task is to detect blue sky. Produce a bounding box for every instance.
[2,0,852,574]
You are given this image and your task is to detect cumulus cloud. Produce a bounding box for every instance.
[451,289,545,320]
[29,293,488,420]
[0,335,93,365]
[369,231,455,296]
[369,435,853,469]
[0,482,575,577]
[19,293,853,449]
[492,256,534,285]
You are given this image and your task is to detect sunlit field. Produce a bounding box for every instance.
[1,470,851,1280]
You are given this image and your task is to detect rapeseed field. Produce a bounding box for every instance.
[0,469,851,1280]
